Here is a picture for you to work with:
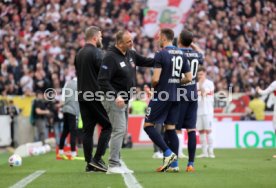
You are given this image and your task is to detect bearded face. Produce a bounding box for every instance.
[96,31,103,48]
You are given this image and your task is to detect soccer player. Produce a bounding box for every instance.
[196,67,215,158]
[176,30,204,172]
[143,28,192,172]
[256,81,276,158]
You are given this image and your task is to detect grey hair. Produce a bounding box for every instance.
[85,26,100,41]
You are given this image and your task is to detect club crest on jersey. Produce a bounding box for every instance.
[120,61,126,67]
[129,58,135,68]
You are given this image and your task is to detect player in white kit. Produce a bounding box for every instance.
[256,81,276,158]
[196,67,215,158]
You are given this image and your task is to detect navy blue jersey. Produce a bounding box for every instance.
[154,46,190,101]
[179,48,204,101]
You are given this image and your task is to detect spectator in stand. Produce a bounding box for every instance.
[248,93,265,121]
[33,91,51,144]
[0,0,274,111]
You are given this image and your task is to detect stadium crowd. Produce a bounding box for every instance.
[0,0,275,97]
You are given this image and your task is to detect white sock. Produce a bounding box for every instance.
[199,133,207,154]
[71,151,77,157]
[207,132,214,153]
[59,149,64,155]
[177,133,184,155]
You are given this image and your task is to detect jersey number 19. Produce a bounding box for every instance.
[172,56,183,77]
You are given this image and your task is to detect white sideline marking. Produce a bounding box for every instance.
[10,170,46,188]
[120,160,143,188]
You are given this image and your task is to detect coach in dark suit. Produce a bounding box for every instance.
[98,30,154,174]
[75,26,111,172]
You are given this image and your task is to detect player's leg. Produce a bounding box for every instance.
[175,129,187,158]
[197,115,208,158]
[144,101,176,171]
[164,124,179,172]
[182,101,198,172]
[152,124,163,159]
[93,101,112,166]
[206,115,215,158]
[59,113,69,155]
[102,100,128,174]
[68,113,77,157]
[176,102,189,158]
[163,102,181,172]
[79,101,98,172]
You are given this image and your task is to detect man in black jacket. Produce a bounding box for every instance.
[98,30,154,174]
[75,26,112,172]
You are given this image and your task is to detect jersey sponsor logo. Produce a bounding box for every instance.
[168,50,183,55]
[101,65,108,70]
[168,78,180,83]
[120,61,126,67]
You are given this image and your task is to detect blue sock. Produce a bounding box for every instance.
[164,149,172,157]
[170,160,178,168]
[188,131,196,163]
[164,130,179,157]
[144,126,169,153]
[187,161,194,166]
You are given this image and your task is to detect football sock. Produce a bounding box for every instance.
[200,133,207,154]
[144,126,169,153]
[165,129,179,157]
[170,160,178,168]
[207,132,214,153]
[177,132,184,156]
[188,131,196,163]
[187,161,194,167]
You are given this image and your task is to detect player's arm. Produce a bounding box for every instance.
[181,72,192,84]
[61,81,69,105]
[152,68,162,88]
[203,81,215,96]
[190,42,204,55]
[256,81,276,95]
[132,50,155,67]
[97,54,118,94]
[151,51,163,88]
[180,56,192,84]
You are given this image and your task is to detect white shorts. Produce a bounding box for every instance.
[197,115,213,131]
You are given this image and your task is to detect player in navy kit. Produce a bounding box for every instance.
[143,28,192,172]
[176,30,204,172]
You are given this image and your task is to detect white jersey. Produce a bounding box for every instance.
[197,79,215,116]
[259,81,276,97]
[258,81,276,127]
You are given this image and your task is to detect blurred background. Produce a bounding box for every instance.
[0,0,275,149]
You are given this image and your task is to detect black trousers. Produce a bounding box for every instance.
[79,101,112,163]
[59,113,77,152]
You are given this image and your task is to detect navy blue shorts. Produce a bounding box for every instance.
[145,100,180,125]
[176,101,198,130]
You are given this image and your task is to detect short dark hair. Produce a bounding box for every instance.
[85,26,100,41]
[179,29,193,46]
[160,28,174,41]
[115,30,128,44]
[197,66,206,72]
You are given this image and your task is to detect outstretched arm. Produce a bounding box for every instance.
[256,81,276,95]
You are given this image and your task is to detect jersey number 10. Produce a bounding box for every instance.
[188,59,199,79]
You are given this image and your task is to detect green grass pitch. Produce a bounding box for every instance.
[1,148,276,188]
